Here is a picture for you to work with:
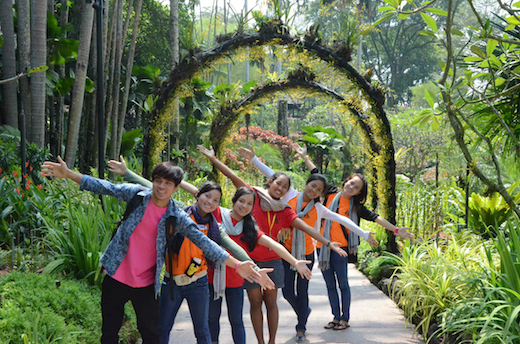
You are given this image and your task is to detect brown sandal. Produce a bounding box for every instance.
[333,321,350,330]
[324,321,339,329]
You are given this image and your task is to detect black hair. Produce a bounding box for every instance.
[151,162,184,186]
[264,171,291,190]
[233,187,259,252]
[305,173,329,202]
[343,173,368,207]
[196,182,222,201]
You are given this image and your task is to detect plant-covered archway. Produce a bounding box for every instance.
[143,21,398,251]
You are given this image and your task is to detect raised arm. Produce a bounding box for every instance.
[257,235,312,280]
[290,217,348,257]
[315,203,379,247]
[42,156,83,184]
[294,143,318,172]
[197,145,247,189]
[238,145,297,202]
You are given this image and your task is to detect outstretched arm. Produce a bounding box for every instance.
[257,235,312,280]
[315,203,379,248]
[197,145,247,189]
[291,217,348,257]
[42,156,83,184]
[375,216,415,240]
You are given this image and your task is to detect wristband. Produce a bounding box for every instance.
[394,227,400,235]
[235,262,242,273]
[326,241,331,247]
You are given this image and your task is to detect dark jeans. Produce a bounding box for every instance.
[282,252,314,333]
[317,247,350,322]
[158,275,211,344]
[101,274,159,344]
[208,284,245,344]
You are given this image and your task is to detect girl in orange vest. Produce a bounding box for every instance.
[197,145,348,344]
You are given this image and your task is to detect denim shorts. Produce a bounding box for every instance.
[244,259,284,290]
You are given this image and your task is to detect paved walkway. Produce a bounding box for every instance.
[168,263,425,344]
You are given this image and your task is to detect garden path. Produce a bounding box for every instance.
[168,263,424,344]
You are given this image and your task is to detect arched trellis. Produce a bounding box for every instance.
[142,25,398,251]
[209,72,396,252]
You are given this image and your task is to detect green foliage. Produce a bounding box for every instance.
[0,272,99,343]
[120,129,143,157]
[42,195,123,286]
[441,220,520,343]
[300,125,344,173]
[390,234,488,341]
[0,272,139,344]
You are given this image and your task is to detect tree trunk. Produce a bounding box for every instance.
[109,0,124,162]
[90,20,99,169]
[117,0,143,157]
[29,0,47,146]
[1,0,19,128]
[64,1,94,167]
[55,0,69,158]
[171,0,180,151]
[16,0,31,128]
[277,100,288,137]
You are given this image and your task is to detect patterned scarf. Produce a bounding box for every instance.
[184,204,220,268]
[290,192,315,270]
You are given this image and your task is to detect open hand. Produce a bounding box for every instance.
[41,156,69,179]
[293,143,307,159]
[236,261,262,282]
[397,227,415,240]
[295,260,313,280]
[108,155,128,176]
[277,228,291,244]
[237,145,255,160]
[329,242,348,257]
[197,145,215,160]
[367,233,379,248]
[256,268,275,290]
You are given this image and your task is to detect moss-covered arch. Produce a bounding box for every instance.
[142,25,398,251]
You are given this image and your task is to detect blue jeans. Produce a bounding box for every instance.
[317,248,350,322]
[158,275,211,344]
[282,252,314,333]
[208,284,245,344]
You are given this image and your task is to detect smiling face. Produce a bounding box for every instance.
[196,189,222,216]
[232,193,255,220]
[268,174,290,200]
[303,179,325,201]
[152,177,179,207]
[341,175,364,199]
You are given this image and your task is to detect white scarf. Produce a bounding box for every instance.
[290,193,315,270]
[252,186,291,212]
[213,208,243,300]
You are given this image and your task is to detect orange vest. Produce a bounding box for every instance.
[285,195,317,255]
[316,193,349,249]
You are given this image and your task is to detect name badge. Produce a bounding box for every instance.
[198,224,207,230]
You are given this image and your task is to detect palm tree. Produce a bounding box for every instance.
[29,0,47,146]
[65,1,94,167]
[1,0,19,128]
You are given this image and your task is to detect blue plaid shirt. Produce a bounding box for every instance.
[79,175,229,297]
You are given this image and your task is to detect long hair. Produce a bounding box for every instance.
[305,173,329,202]
[343,173,368,208]
[232,187,259,252]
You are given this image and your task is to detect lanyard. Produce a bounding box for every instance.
[267,211,277,237]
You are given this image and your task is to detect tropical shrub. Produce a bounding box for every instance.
[0,272,138,343]
[389,231,488,341]
[42,194,124,286]
[441,220,520,343]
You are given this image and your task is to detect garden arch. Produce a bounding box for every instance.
[142,23,398,251]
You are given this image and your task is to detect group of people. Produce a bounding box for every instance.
[41,143,414,344]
